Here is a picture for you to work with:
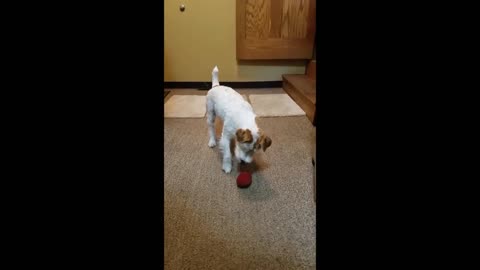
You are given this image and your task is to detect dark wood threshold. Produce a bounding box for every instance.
[164,81,282,90]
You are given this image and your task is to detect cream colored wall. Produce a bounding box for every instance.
[164,0,306,82]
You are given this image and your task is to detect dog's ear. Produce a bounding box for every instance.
[259,135,272,152]
[236,129,253,143]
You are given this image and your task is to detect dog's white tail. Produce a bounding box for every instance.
[212,66,219,87]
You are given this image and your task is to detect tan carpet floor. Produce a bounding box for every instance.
[164,107,316,269]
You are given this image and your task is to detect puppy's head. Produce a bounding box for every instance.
[234,128,272,163]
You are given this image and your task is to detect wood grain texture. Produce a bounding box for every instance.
[236,0,247,57]
[239,39,313,59]
[237,0,316,60]
[281,0,309,39]
[269,0,283,38]
[306,0,316,40]
[245,0,271,39]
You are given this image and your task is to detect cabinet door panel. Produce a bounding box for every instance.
[237,0,316,60]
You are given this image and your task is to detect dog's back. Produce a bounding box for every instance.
[206,66,255,122]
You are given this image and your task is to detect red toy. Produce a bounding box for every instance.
[237,172,252,188]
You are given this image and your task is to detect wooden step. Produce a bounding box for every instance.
[282,74,316,124]
[306,60,316,81]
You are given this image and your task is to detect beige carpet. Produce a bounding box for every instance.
[164,95,206,118]
[164,116,316,269]
[250,94,305,117]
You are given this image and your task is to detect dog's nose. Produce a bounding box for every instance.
[240,160,246,164]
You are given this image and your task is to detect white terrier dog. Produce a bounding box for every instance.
[206,66,272,173]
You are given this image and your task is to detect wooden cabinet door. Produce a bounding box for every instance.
[236,0,316,60]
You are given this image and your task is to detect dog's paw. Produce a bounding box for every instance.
[208,139,216,148]
[222,163,232,173]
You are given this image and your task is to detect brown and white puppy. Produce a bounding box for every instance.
[206,66,272,173]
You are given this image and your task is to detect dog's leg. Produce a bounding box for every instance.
[206,98,217,147]
[219,132,232,173]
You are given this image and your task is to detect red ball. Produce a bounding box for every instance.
[237,172,252,188]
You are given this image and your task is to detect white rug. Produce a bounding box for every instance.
[164,95,206,118]
[249,94,305,117]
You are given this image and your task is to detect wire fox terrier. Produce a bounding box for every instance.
[206,66,272,173]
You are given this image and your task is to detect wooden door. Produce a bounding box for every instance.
[236,0,316,60]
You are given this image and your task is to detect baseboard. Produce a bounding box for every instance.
[164,81,283,90]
